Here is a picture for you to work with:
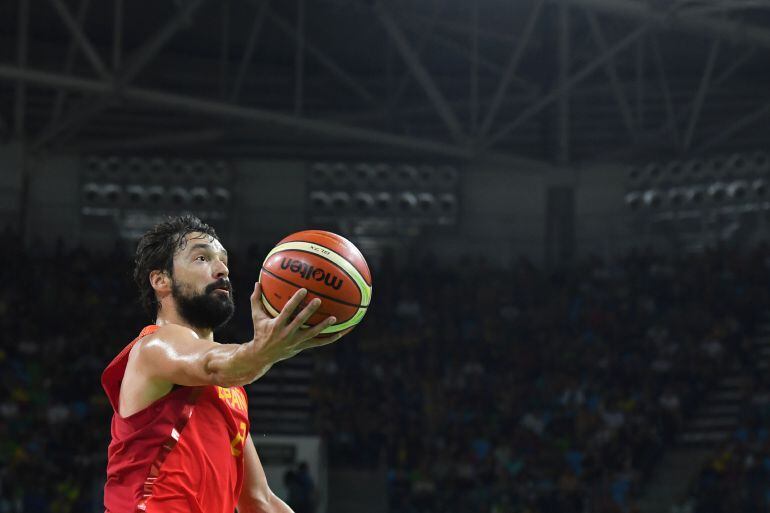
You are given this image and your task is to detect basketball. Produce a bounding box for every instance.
[259,230,373,335]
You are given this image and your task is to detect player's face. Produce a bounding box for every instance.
[170,232,234,330]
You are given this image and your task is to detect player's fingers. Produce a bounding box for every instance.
[296,315,337,341]
[285,298,323,335]
[298,326,352,350]
[275,288,308,326]
[250,282,269,321]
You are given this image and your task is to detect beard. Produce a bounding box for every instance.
[171,277,235,331]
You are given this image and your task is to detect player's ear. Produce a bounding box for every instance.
[150,269,172,293]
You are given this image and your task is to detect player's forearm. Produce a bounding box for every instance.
[202,341,273,387]
[237,491,294,513]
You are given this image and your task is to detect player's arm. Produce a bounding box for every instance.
[136,283,345,388]
[237,434,294,513]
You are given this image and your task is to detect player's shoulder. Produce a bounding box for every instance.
[132,324,200,357]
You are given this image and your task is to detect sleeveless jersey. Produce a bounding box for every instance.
[102,325,250,513]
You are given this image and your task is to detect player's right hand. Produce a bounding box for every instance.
[248,282,345,366]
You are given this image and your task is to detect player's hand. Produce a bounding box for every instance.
[248,282,347,365]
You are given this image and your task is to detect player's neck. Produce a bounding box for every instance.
[155,310,214,340]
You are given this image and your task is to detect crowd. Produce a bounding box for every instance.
[0,224,768,513]
[0,232,140,512]
[687,360,770,513]
[313,246,769,513]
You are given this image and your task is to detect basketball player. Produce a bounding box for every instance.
[102,215,345,513]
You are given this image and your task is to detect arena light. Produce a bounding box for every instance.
[438,193,457,214]
[309,191,331,210]
[667,187,687,207]
[211,160,231,184]
[103,184,122,203]
[169,186,190,206]
[686,185,706,205]
[727,153,748,175]
[398,192,418,212]
[83,183,100,202]
[147,185,165,203]
[664,161,684,182]
[706,156,727,179]
[375,192,392,212]
[145,158,165,184]
[436,165,459,188]
[683,159,706,179]
[707,182,727,201]
[331,163,350,185]
[330,191,351,210]
[212,187,231,206]
[373,163,391,188]
[125,185,147,205]
[416,166,433,188]
[416,193,436,213]
[190,187,210,206]
[306,160,459,229]
[396,165,418,187]
[643,189,663,208]
[628,166,643,184]
[310,162,332,187]
[752,152,769,173]
[127,157,147,175]
[727,180,748,200]
[642,163,662,183]
[352,163,376,187]
[171,161,191,181]
[625,191,643,209]
[752,179,767,197]
[353,192,374,212]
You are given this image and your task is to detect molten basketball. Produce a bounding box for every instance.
[259,230,373,335]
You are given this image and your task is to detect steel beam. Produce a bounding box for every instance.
[220,0,230,99]
[695,102,770,154]
[48,0,111,80]
[294,0,305,117]
[15,0,30,139]
[33,0,208,149]
[635,36,644,128]
[374,1,465,142]
[0,64,551,169]
[470,0,479,133]
[50,0,92,125]
[585,10,637,141]
[612,42,755,155]
[556,0,570,165]
[485,24,648,149]
[388,0,446,112]
[562,0,770,51]
[682,40,720,151]
[113,0,123,70]
[266,9,376,105]
[77,129,224,151]
[121,0,207,85]
[231,0,270,102]
[399,19,501,79]
[394,11,525,46]
[650,34,679,144]
[479,0,544,138]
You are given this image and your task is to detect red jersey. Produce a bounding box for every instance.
[102,325,250,513]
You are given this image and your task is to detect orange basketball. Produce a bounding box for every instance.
[259,230,372,335]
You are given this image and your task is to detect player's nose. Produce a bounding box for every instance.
[213,259,229,279]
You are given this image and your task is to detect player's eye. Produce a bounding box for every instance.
[196,255,207,262]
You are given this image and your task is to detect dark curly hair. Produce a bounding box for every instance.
[133,214,219,319]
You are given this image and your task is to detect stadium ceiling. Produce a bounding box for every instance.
[0,0,769,166]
